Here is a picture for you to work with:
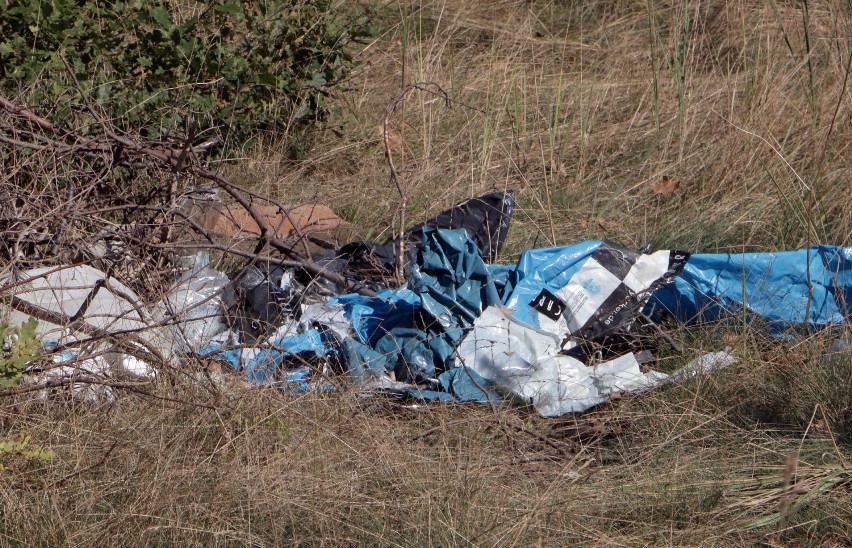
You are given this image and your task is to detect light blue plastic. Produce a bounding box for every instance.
[502,240,603,329]
[649,245,852,333]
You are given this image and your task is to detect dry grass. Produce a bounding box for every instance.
[2,331,851,545]
[3,0,852,545]
[237,0,851,255]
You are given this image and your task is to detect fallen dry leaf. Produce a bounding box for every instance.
[721,331,740,345]
[549,158,568,178]
[650,175,680,195]
[376,124,405,156]
[811,419,829,435]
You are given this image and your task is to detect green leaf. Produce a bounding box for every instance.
[0,435,29,454]
[257,72,277,87]
[0,433,55,461]
[150,6,172,29]
[214,2,242,15]
[97,83,111,104]
[293,100,313,120]
[307,73,327,89]
[19,317,38,340]
[740,512,780,531]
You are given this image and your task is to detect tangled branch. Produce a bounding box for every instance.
[0,92,377,297]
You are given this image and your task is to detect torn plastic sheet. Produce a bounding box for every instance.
[0,263,240,391]
[6,229,849,414]
[329,191,515,280]
[203,328,328,384]
[649,245,852,333]
[457,306,738,416]
[206,228,505,392]
[155,266,236,353]
[457,306,666,415]
[32,344,156,403]
[218,230,849,415]
[405,190,515,262]
[504,241,689,347]
[337,227,507,386]
[219,229,685,410]
[1,265,150,340]
[366,366,500,403]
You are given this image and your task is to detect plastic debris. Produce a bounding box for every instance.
[193,226,851,415]
[321,191,516,284]
[219,229,687,411]
[39,345,156,403]
[3,190,850,415]
[233,265,304,342]
[0,263,163,401]
[1,264,149,340]
[458,306,669,415]
[649,246,852,333]
[156,265,236,353]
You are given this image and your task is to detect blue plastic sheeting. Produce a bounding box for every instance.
[206,329,330,384]
[502,241,603,329]
[209,229,851,408]
[339,228,505,385]
[335,288,420,346]
[438,366,501,402]
[649,245,852,333]
[380,367,502,403]
[412,227,505,328]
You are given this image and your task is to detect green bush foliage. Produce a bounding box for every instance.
[0,317,40,388]
[0,0,374,147]
[0,433,56,468]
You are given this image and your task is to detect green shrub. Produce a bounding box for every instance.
[0,317,41,388]
[0,0,374,148]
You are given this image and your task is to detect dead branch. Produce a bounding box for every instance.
[382,82,450,282]
[0,375,221,410]
[0,92,378,297]
[5,292,166,366]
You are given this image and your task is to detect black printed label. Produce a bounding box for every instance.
[531,289,566,321]
[666,250,691,278]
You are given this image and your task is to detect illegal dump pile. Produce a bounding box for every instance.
[2,94,851,416]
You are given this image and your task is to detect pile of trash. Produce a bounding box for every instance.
[2,191,850,415]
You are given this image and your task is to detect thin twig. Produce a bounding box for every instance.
[44,440,119,490]
[382,82,451,282]
[0,93,378,297]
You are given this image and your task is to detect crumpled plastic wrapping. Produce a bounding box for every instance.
[459,306,659,415]
[649,245,852,333]
[4,207,849,414]
[155,266,236,353]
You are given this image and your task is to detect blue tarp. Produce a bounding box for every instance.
[649,245,852,333]
[210,229,851,407]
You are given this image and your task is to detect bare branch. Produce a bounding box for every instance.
[383,82,451,283]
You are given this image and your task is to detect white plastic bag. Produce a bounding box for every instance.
[157,267,234,352]
[456,306,729,416]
